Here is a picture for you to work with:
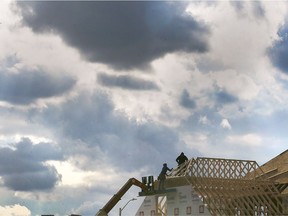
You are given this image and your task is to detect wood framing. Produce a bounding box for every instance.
[156,195,167,216]
[166,156,288,215]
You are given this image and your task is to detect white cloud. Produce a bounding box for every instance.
[0,204,31,216]
[0,1,288,215]
[0,134,53,146]
[190,1,279,70]
[110,53,197,125]
[210,70,261,101]
[47,161,92,186]
[220,119,232,130]
[183,132,209,152]
[199,115,210,125]
[226,133,262,146]
[47,160,147,189]
[187,1,288,114]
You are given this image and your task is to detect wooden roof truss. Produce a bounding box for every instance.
[168,157,288,215]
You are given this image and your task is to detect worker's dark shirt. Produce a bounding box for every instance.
[160,166,171,175]
[176,155,188,165]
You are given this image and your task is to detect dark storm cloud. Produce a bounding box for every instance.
[4,166,60,191]
[97,73,159,90]
[180,89,196,109]
[268,22,288,74]
[0,138,63,191]
[30,91,178,172]
[0,69,76,105]
[16,1,209,70]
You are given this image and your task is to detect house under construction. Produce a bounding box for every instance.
[96,150,288,216]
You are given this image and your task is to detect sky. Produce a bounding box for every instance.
[0,0,288,215]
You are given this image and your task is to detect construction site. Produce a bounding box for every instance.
[95,150,288,216]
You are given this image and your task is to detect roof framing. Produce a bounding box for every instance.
[166,157,288,215]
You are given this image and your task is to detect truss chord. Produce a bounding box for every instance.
[165,157,287,216]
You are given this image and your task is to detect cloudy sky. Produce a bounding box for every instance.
[0,0,288,215]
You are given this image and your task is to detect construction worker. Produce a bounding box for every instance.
[176,152,188,166]
[158,163,172,191]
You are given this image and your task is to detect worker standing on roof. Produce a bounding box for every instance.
[158,163,172,191]
[176,152,188,166]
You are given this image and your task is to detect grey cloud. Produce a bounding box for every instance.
[196,57,226,73]
[3,166,60,191]
[182,107,230,129]
[180,89,196,109]
[16,1,209,70]
[179,107,235,157]
[214,90,238,104]
[230,1,245,12]
[225,108,288,138]
[276,75,288,89]
[30,91,178,172]
[97,73,159,90]
[74,201,100,216]
[0,138,63,191]
[1,54,19,68]
[230,1,265,18]
[268,23,288,74]
[0,69,76,105]
[252,1,265,18]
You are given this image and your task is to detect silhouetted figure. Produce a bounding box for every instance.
[158,163,172,190]
[176,152,188,166]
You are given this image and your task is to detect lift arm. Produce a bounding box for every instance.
[95,178,148,216]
